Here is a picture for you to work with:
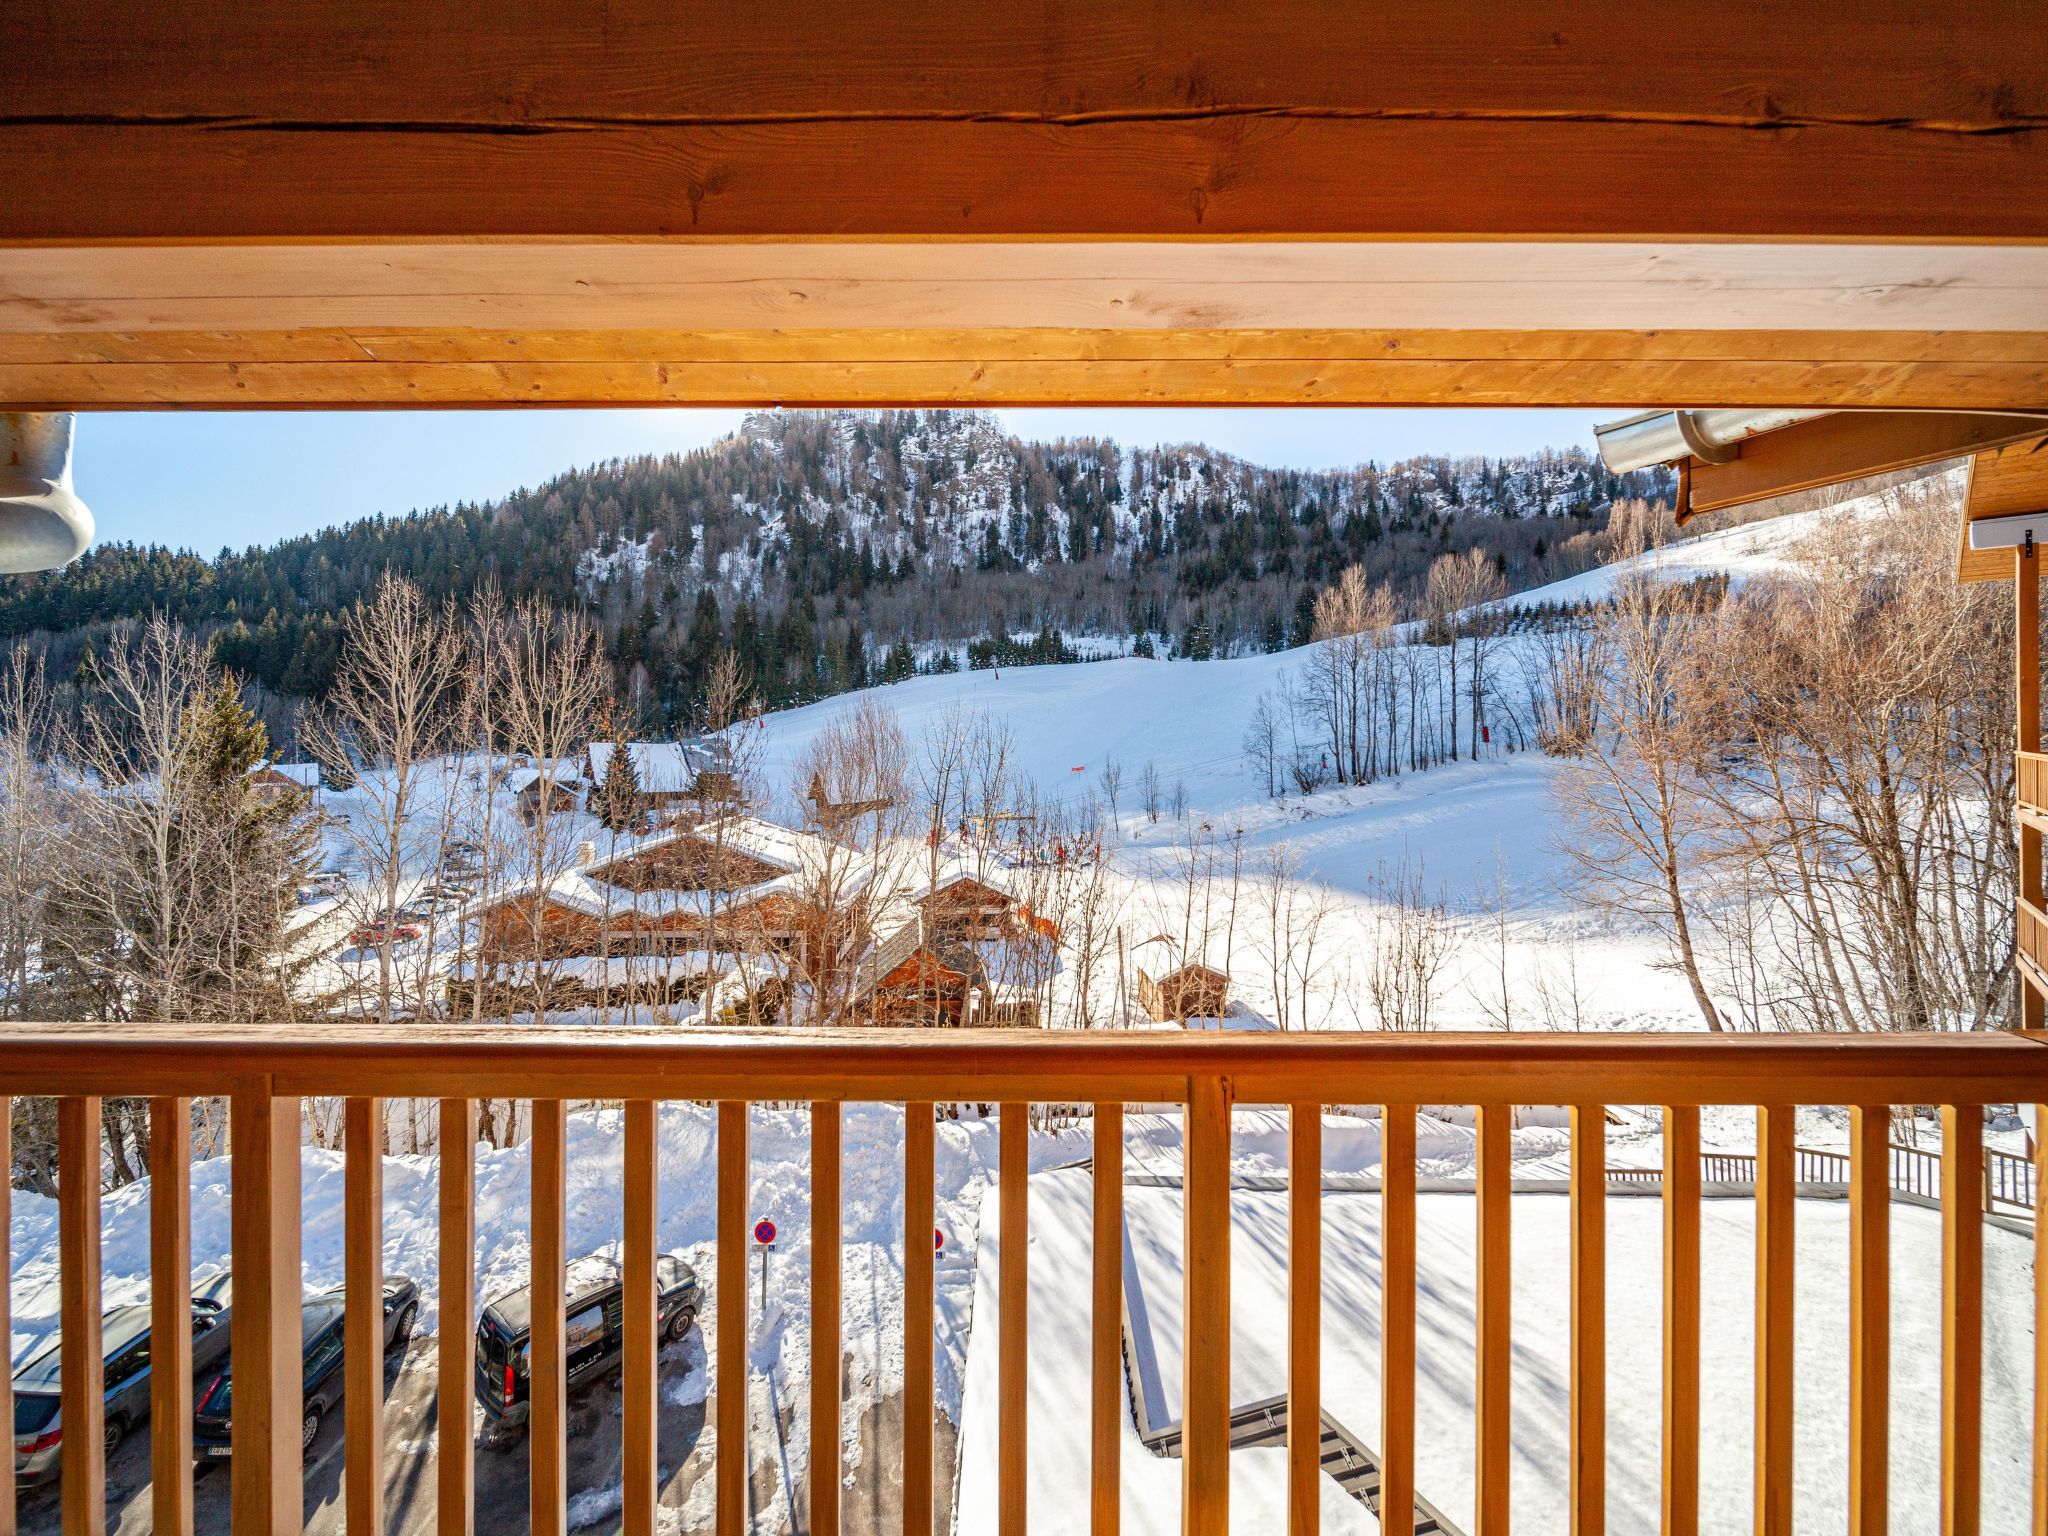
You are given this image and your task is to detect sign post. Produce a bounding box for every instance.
[753,1217,777,1313]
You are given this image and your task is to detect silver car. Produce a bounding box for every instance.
[13,1290,232,1487]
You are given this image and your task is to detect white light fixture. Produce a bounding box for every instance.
[0,413,94,572]
[1966,510,2048,554]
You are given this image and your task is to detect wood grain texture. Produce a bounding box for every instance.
[1288,1102,1321,1536]
[6,352,2044,411]
[1091,1102,1123,1536]
[1,1026,2042,1109]
[811,1102,842,1536]
[717,1102,748,1536]
[1755,1107,1795,1536]
[149,1099,193,1536]
[7,242,2048,335]
[1662,1105,1700,1536]
[623,1101,658,1536]
[2022,554,2044,1028]
[529,1102,567,1536]
[344,1099,384,1536]
[436,1099,476,1536]
[1568,1105,1603,1536]
[57,1097,104,1536]
[1961,443,2048,582]
[1849,1105,1890,1536]
[229,1087,303,1536]
[1688,414,2048,517]
[5,0,2045,243]
[1380,1105,1417,1536]
[999,1104,1029,1536]
[903,1105,934,1536]
[1942,1104,1984,1536]
[1476,1105,1511,1535]
[1183,1077,1232,1536]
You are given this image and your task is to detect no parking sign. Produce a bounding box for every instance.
[753,1218,777,1247]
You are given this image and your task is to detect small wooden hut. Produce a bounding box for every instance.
[1137,963,1230,1024]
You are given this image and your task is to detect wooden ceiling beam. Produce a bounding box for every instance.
[4,1,2045,243]
[1689,413,2048,516]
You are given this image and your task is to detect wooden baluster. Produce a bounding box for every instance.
[904,1104,935,1536]
[344,1098,383,1536]
[530,1101,567,1536]
[1849,1105,1889,1536]
[58,1096,104,1536]
[1569,1104,1604,1536]
[1943,1104,1983,1536]
[1755,1106,1795,1536]
[230,1084,303,1536]
[1662,1104,1700,1536]
[718,1101,749,1536]
[812,1102,842,1536]
[1381,1104,1416,1536]
[1288,1101,1321,1536]
[623,1100,658,1536]
[1092,1101,1123,1536]
[437,1098,476,1536]
[1475,1105,1511,1536]
[149,1098,193,1536]
[1183,1076,1231,1536]
[0,1098,12,1536]
[1000,1102,1029,1536]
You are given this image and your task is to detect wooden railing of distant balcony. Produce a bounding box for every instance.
[3,1026,2046,1536]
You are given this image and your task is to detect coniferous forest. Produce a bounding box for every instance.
[0,410,1669,734]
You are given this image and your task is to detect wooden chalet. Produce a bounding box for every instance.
[465,817,853,985]
[583,739,720,819]
[807,772,894,834]
[914,871,1018,941]
[1138,963,1231,1024]
[247,762,320,804]
[8,7,2046,1534]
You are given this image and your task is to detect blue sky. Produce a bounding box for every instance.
[74,408,1619,554]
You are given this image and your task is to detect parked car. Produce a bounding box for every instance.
[191,1278,419,1461]
[345,921,422,949]
[13,1290,233,1486]
[475,1251,700,1436]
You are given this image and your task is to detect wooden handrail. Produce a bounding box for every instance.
[1,1025,2043,1103]
[11,1028,2048,1536]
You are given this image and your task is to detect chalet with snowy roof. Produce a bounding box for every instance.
[464,816,856,984]
[247,761,321,804]
[582,739,725,820]
[913,871,1019,941]
[506,766,583,825]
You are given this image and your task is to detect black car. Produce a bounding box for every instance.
[13,1283,234,1487]
[475,1252,699,1434]
[192,1277,419,1460]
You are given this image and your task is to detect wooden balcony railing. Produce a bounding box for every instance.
[2019,750,2048,823]
[3,1025,2046,1536]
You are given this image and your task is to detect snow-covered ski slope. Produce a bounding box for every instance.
[759,495,1894,1033]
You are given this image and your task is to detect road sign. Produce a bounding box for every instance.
[935,1227,945,1252]
[754,1218,777,1246]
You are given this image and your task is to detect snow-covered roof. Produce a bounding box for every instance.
[254,761,322,788]
[586,739,714,795]
[506,767,582,795]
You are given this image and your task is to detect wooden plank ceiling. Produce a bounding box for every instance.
[1,0,2045,409]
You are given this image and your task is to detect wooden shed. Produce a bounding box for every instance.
[1138,963,1230,1024]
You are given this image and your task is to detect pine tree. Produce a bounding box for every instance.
[594,719,643,832]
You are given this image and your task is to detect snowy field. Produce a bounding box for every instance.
[959,1161,2037,1536]
[756,499,1902,1036]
